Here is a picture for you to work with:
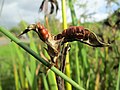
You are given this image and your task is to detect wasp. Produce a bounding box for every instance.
[54,26,109,47]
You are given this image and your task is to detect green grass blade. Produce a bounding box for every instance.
[116,61,120,90]
[28,32,38,90]
[12,42,26,89]
[68,0,81,88]
[44,51,58,90]
[13,43,25,88]
[26,66,32,87]
[42,73,49,90]
[61,0,72,89]
[75,43,80,85]
[61,0,67,29]
[68,0,78,26]
[0,27,85,90]
[0,81,2,90]
[13,64,20,90]
[48,70,58,90]
[81,47,88,69]
[19,21,38,89]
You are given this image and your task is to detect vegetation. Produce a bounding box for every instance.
[0,0,120,90]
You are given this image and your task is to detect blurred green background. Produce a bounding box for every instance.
[0,0,120,90]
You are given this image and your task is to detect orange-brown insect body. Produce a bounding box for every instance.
[36,22,49,42]
[62,26,87,39]
[55,26,91,43]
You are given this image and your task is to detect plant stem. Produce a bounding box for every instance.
[69,0,81,88]
[61,0,72,90]
[69,0,78,25]
[0,27,85,90]
[116,61,120,90]
[42,73,49,90]
[61,0,67,29]
[47,70,58,90]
